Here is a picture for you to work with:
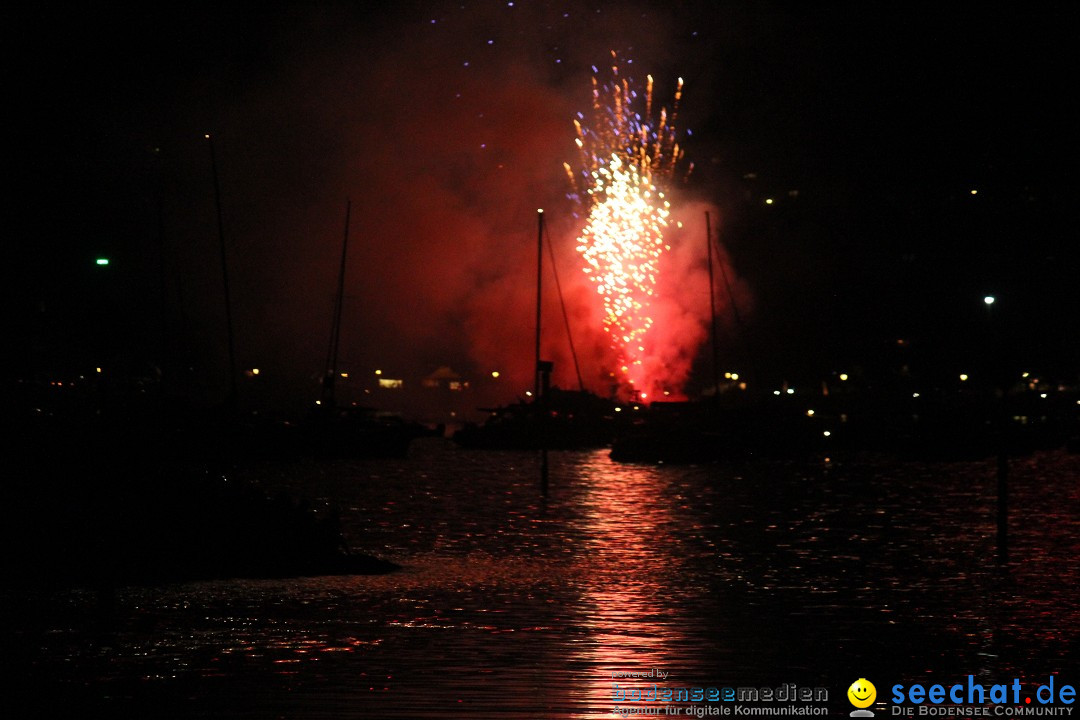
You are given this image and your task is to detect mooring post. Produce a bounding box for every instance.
[538,360,553,497]
[996,449,1008,564]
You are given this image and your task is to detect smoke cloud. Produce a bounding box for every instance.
[65,2,749,419]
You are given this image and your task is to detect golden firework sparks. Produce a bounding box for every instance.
[568,52,689,399]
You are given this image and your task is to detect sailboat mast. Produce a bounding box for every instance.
[323,199,351,407]
[706,211,719,405]
[535,208,550,496]
[534,208,544,400]
[206,133,238,408]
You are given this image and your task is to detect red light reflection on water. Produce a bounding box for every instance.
[563,450,705,718]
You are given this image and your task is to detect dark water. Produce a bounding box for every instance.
[5,440,1078,718]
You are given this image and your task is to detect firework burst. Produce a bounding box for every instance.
[567,52,691,401]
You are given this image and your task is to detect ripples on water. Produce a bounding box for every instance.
[5,440,1078,718]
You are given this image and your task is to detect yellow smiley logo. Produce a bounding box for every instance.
[847,678,877,709]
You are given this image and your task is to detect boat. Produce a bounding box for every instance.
[452,387,621,450]
[299,403,430,459]
[609,397,822,464]
[294,199,429,459]
[451,210,622,453]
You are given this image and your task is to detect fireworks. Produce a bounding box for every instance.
[568,52,690,400]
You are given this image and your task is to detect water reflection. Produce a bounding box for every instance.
[5,442,1079,718]
[566,451,693,716]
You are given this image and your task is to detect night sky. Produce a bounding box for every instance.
[8,1,1079,415]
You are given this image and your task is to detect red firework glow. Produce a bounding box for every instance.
[567,53,694,401]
